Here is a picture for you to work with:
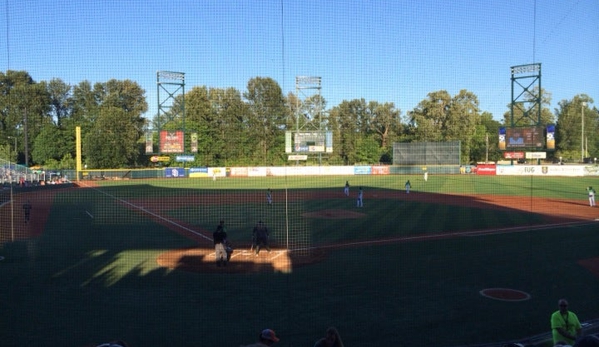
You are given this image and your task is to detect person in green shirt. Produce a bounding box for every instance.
[551,299,582,345]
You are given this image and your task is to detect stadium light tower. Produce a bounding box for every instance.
[581,101,587,162]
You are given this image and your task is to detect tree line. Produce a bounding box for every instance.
[0,70,597,169]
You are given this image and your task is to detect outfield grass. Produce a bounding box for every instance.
[94,174,596,199]
[0,175,598,347]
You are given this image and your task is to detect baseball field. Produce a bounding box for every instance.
[1,174,598,347]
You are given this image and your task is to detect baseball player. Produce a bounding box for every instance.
[344,181,350,196]
[23,200,32,223]
[224,239,233,261]
[266,188,273,205]
[213,220,228,267]
[405,180,411,194]
[356,187,363,207]
[253,220,271,255]
[587,186,596,207]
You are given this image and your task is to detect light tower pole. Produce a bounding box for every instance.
[581,102,586,162]
[6,136,16,243]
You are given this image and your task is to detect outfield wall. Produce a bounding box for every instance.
[495,164,598,177]
[67,164,599,181]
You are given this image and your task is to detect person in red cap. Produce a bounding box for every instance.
[241,328,280,346]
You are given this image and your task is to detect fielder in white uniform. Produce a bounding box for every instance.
[588,186,596,207]
[356,187,363,207]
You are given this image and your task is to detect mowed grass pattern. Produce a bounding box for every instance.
[0,174,598,347]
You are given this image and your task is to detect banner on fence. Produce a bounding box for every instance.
[164,167,185,178]
[476,164,496,175]
[496,165,585,176]
[189,167,208,178]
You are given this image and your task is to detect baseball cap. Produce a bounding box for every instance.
[261,329,280,342]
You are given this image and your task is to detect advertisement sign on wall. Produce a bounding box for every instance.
[371,166,390,175]
[503,152,525,159]
[230,167,249,177]
[189,167,209,178]
[164,167,185,178]
[354,166,372,175]
[476,164,496,175]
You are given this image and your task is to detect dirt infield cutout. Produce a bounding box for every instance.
[479,288,531,302]
[157,247,328,274]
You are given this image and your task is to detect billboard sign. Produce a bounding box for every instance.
[160,130,184,153]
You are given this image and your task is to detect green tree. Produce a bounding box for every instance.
[355,136,381,164]
[447,90,481,162]
[243,77,288,165]
[555,94,596,162]
[82,79,147,168]
[329,99,365,164]
[366,101,402,163]
[210,87,248,165]
[183,86,250,166]
[408,90,481,163]
[0,71,52,166]
[46,78,72,127]
[470,112,502,163]
[70,80,100,132]
[84,107,144,168]
[28,79,76,167]
[178,86,211,164]
[407,90,450,142]
[32,123,72,164]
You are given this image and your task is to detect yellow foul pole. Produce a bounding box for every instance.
[76,126,81,182]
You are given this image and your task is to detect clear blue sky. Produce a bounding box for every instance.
[1,0,597,121]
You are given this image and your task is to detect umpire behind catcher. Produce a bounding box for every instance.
[213,220,228,267]
[253,220,271,255]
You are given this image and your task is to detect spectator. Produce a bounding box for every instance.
[241,328,280,347]
[551,299,582,346]
[314,327,344,347]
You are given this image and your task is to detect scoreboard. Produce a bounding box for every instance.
[285,131,333,153]
[499,126,548,150]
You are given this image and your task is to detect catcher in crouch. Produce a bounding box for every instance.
[252,220,271,255]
